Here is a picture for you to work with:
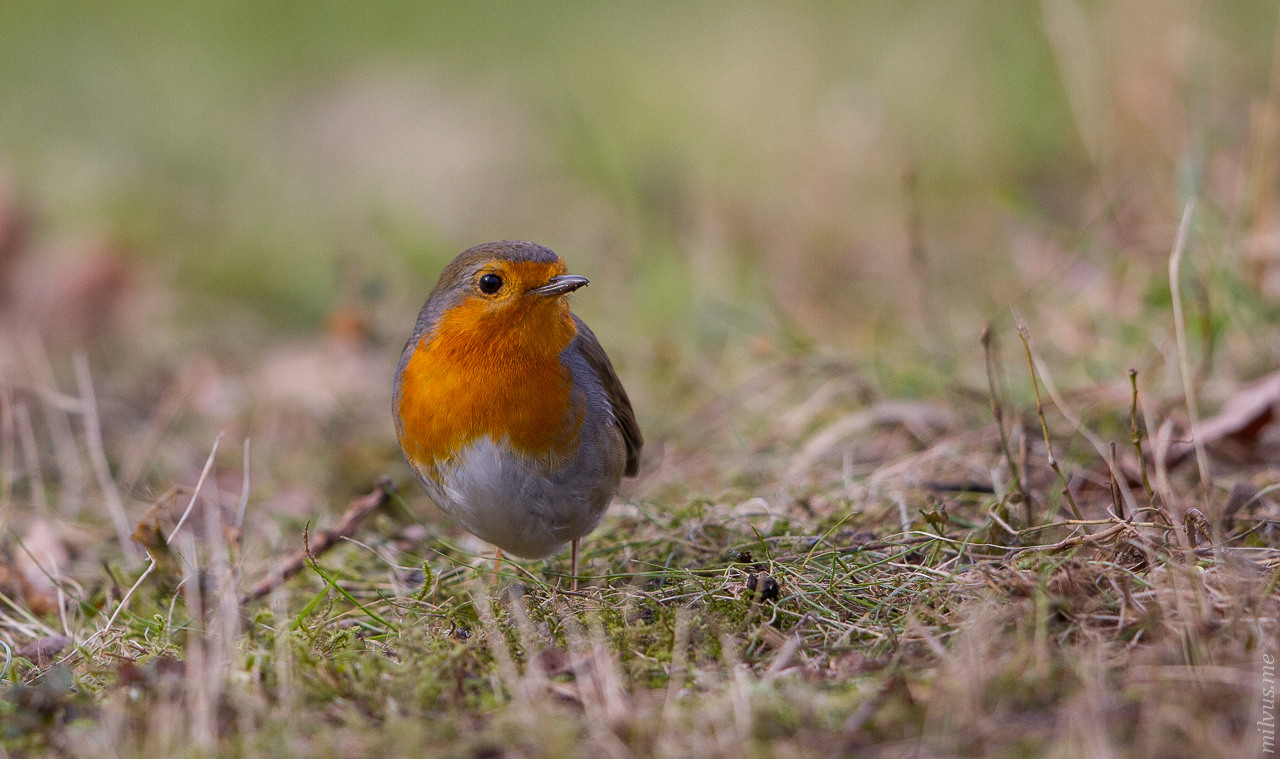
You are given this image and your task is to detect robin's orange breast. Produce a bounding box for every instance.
[395,289,584,477]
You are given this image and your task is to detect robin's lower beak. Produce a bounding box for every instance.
[530,275,589,297]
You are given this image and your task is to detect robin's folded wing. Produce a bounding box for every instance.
[571,315,643,477]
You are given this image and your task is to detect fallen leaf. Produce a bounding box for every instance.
[16,634,69,666]
[1169,369,1280,466]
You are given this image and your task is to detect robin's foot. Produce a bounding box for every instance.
[570,539,579,592]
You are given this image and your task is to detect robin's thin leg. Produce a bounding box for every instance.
[493,548,503,579]
[571,539,579,592]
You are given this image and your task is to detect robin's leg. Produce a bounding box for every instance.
[571,539,579,592]
[493,548,503,579]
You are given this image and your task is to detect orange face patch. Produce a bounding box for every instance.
[396,260,583,475]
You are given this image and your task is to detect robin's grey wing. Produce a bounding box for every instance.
[571,315,642,477]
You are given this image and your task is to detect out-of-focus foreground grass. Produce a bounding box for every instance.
[1,2,1280,757]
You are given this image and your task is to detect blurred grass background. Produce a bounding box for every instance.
[2,0,1279,428]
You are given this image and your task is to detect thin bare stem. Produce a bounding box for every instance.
[1024,342,1140,519]
[1128,368,1153,499]
[1016,321,1083,521]
[982,324,1033,525]
[1108,442,1125,520]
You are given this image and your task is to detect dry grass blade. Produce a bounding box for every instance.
[0,388,13,524]
[661,608,692,724]
[167,432,223,544]
[474,591,520,702]
[20,334,86,512]
[73,352,141,563]
[1041,0,1113,176]
[1168,200,1211,493]
[235,437,251,528]
[13,401,48,514]
[82,555,155,651]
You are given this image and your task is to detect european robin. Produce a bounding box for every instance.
[393,241,642,588]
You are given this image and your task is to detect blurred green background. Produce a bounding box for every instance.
[1,0,1277,386]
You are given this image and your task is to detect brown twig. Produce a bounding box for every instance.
[1007,521,1130,556]
[1128,368,1153,499]
[1109,442,1125,520]
[241,477,395,603]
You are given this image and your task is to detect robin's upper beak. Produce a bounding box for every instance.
[529,274,589,297]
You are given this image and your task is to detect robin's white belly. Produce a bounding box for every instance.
[414,436,617,559]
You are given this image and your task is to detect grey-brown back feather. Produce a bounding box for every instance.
[571,315,642,477]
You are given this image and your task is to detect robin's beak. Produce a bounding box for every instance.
[530,275,589,297]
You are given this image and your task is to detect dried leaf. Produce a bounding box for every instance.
[1222,482,1260,531]
[1169,369,1280,466]
[16,634,68,666]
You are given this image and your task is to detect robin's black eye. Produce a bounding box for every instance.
[478,273,503,294]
